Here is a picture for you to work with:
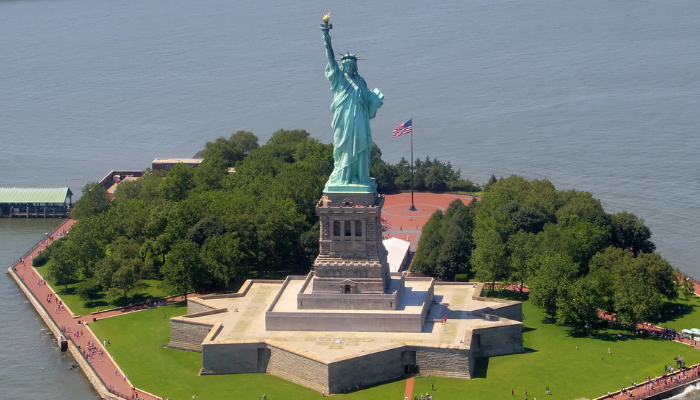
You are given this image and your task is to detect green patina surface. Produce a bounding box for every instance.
[0,187,72,203]
[321,21,383,192]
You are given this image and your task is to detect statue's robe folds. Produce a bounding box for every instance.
[325,61,383,188]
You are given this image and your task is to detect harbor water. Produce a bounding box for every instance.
[1,0,698,398]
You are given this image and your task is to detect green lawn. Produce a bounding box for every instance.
[655,293,700,332]
[35,261,168,316]
[89,300,700,400]
[409,300,700,400]
[90,303,319,400]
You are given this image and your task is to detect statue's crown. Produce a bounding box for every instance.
[338,52,360,61]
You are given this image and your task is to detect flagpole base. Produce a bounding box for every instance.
[408,204,417,211]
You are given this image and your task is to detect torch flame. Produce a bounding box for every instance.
[323,12,331,23]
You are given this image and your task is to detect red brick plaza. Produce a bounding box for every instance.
[381,192,477,251]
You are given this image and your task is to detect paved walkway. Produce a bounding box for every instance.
[404,376,414,399]
[10,219,161,400]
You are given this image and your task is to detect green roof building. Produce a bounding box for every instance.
[0,187,73,218]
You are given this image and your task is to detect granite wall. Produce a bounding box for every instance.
[266,344,330,393]
[266,311,424,332]
[169,319,214,352]
[416,346,471,379]
[327,347,406,393]
[201,342,268,375]
[472,322,524,357]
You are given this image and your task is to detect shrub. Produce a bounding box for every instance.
[32,251,48,267]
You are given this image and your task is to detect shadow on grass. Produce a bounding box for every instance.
[566,324,671,343]
[59,287,77,296]
[171,301,186,308]
[113,293,153,307]
[84,300,109,308]
[657,301,696,324]
[523,326,537,333]
[473,347,538,380]
[569,330,630,342]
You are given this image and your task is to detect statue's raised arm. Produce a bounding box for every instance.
[321,17,336,67]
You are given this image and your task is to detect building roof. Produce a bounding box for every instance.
[383,237,411,273]
[152,158,203,164]
[0,187,73,204]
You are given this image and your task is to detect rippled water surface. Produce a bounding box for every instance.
[1,0,698,398]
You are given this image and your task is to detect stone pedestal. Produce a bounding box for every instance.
[311,190,390,297]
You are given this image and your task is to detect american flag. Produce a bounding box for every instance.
[392,119,412,138]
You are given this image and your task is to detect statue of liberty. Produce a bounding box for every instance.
[321,14,384,192]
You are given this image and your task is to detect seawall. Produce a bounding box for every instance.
[7,266,125,400]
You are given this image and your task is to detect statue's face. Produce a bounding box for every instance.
[342,59,357,77]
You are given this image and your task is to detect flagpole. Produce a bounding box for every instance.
[409,118,416,211]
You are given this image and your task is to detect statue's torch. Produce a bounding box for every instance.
[321,12,332,31]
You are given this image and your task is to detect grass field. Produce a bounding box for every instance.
[656,292,700,332]
[34,261,168,316]
[89,297,700,400]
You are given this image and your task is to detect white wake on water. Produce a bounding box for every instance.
[669,383,700,400]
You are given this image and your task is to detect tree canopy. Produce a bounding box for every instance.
[416,175,677,329]
[49,130,333,300]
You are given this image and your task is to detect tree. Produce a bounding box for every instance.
[555,275,603,328]
[410,210,444,276]
[681,275,695,300]
[229,130,260,154]
[186,215,225,246]
[161,239,205,299]
[160,163,195,201]
[472,228,509,295]
[610,211,655,255]
[555,190,609,227]
[370,143,398,193]
[635,252,677,301]
[62,223,105,278]
[534,221,610,275]
[76,278,101,303]
[94,237,149,298]
[589,246,676,328]
[483,174,498,192]
[71,182,110,219]
[497,202,547,234]
[613,273,662,328]
[200,130,259,166]
[434,199,475,279]
[528,253,578,315]
[201,233,249,288]
[110,259,151,298]
[48,244,79,291]
[193,155,228,191]
[266,129,310,147]
[507,230,536,299]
